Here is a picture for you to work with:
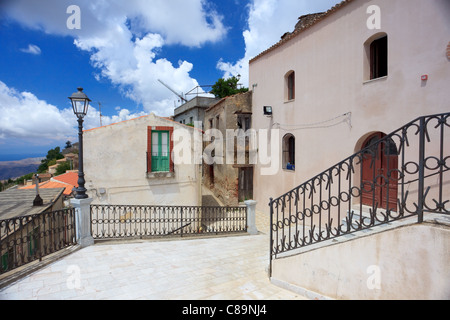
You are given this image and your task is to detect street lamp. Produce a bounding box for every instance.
[69,87,91,199]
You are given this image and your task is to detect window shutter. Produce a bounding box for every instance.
[148,127,174,173]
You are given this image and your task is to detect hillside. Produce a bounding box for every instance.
[0,158,43,180]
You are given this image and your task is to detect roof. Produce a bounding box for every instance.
[52,171,78,187]
[174,96,220,117]
[84,115,150,133]
[84,113,198,133]
[20,172,78,196]
[0,188,65,220]
[249,0,354,64]
[20,180,74,196]
[206,91,252,113]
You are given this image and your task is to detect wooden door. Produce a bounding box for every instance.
[361,133,398,211]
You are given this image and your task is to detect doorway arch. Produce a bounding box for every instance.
[360,132,399,211]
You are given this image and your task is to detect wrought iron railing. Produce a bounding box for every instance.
[269,112,450,267]
[91,204,247,240]
[0,208,76,275]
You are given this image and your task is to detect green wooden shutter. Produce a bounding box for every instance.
[151,131,170,172]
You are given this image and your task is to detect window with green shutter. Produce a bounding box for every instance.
[151,131,170,172]
[2,252,9,272]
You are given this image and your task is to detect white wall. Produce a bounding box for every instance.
[84,114,201,206]
[250,0,450,214]
[271,217,450,300]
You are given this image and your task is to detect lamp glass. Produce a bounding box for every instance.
[69,87,91,118]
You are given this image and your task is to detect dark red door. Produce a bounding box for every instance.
[361,133,398,211]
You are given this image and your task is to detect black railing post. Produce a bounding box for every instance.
[269,198,274,278]
[417,116,426,223]
[180,207,183,238]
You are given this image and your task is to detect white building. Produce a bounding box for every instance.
[249,0,450,214]
[83,113,202,206]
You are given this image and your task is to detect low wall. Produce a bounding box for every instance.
[271,215,450,300]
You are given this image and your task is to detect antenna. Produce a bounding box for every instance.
[158,79,188,104]
[98,102,103,127]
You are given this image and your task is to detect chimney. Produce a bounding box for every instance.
[33,174,44,206]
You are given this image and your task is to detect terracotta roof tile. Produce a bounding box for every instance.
[52,172,78,187]
[20,180,74,196]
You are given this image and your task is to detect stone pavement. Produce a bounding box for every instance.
[0,209,307,300]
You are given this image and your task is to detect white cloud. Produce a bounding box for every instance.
[20,44,42,55]
[3,0,227,116]
[217,0,340,87]
[0,81,73,143]
[0,81,149,146]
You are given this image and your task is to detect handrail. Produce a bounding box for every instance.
[269,112,450,274]
[0,208,76,275]
[90,204,248,240]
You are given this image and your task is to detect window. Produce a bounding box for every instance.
[283,134,295,170]
[152,131,169,172]
[365,34,388,81]
[370,36,388,79]
[237,114,252,131]
[285,71,295,101]
[147,127,174,173]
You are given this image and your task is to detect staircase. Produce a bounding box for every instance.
[268,112,450,273]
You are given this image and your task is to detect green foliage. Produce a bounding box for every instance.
[210,76,248,99]
[38,147,64,173]
[65,141,72,149]
[14,173,34,186]
[55,162,71,175]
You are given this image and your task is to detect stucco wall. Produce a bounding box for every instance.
[83,114,201,206]
[271,216,450,300]
[249,0,450,214]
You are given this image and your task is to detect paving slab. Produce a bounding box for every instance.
[0,210,307,300]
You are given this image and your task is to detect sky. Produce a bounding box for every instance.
[0,0,339,160]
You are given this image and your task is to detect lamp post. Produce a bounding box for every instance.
[69,87,91,199]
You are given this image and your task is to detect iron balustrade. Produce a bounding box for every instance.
[0,208,76,275]
[91,204,248,240]
[269,112,450,271]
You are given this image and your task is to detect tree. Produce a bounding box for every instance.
[65,141,73,149]
[55,162,71,175]
[210,76,248,99]
[38,147,64,173]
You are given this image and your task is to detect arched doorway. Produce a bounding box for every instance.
[361,132,398,211]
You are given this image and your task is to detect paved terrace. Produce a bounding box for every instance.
[0,209,306,300]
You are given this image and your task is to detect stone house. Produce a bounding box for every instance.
[203,91,253,206]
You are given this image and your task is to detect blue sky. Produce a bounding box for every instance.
[0,0,338,160]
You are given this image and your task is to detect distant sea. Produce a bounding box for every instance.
[0,154,45,162]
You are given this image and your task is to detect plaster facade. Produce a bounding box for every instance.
[174,96,219,129]
[249,0,450,214]
[83,114,202,207]
[271,216,450,300]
